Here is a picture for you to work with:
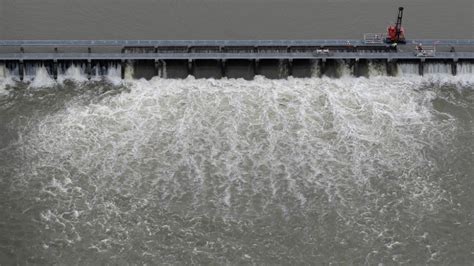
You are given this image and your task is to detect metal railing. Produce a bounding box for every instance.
[1,39,474,47]
[364,33,385,44]
[415,45,436,57]
[1,52,472,60]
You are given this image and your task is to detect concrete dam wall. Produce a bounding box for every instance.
[1,40,474,80]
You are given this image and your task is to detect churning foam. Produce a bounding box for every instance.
[398,63,419,76]
[106,64,123,85]
[458,62,474,74]
[9,76,465,259]
[0,65,14,94]
[1,61,473,92]
[424,63,451,74]
[27,67,56,88]
[57,65,88,84]
[368,61,387,77]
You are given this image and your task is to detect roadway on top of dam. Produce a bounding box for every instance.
[1,52,473,61]
[1,39,474,47]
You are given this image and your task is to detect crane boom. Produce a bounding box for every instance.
[395,7,404,41]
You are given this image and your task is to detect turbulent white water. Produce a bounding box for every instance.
[0,64,473,264]
[27,67,56,88]
[368,61,387,77]
[458,62,474,74]
[0,66,14,95]
[424,63,451,74]
[57,65,89,84]
[398,63,419,76]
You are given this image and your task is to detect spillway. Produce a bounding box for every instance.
[1,60,473,85]
[1,39,474,81]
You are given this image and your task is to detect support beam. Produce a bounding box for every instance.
[419,59,425,76]
[19,47,25,81]
[451,59,457,76]
[53,60,58,80]
[87,48,92,79]
[121,60,125,79]
[254,59,260,75]
[86,59,92,80]
[386,59,398,76]
[221,59,226,77]
[187,59,194,76]
[53,47,58,80]
[155,59,160,77]
[320,59,326,77]
[19,60,24,81]
[288,59,293,77]
[161,60,167,78]
[353,59,359,77]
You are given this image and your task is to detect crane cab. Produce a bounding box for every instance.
[387,25,405,43]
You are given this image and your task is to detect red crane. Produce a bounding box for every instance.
[386,7,406,44]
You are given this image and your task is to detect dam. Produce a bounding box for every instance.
[1,39,474,81]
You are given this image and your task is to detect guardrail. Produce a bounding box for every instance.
[364,33,385,44]
[1,39,474,47]
[415,45,436,57]
[1,52,472,60]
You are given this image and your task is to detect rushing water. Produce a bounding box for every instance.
[0,69,473,264]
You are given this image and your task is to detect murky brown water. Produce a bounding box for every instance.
[0,74,473,264]
[1,0,473,40]
[1,1,474,264]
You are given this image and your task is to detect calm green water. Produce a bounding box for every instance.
[0,75,473,264]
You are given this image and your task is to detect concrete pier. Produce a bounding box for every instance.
[19,60,24,81]
[86,59,92,79]
[451,60,457,75]
[419,59,425,76]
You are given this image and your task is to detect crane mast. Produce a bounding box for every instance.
[395,7,404,42]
